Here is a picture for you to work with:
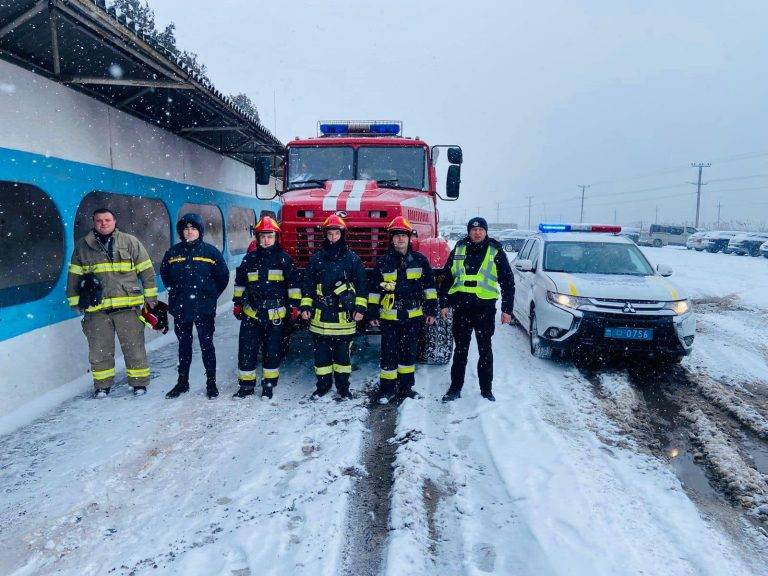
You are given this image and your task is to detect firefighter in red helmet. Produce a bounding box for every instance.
[232,216,300,399]
[368,216,438,403]
[300,214,367,399]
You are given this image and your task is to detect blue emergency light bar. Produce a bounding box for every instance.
[319,121,402,136]
[539,223,622,233]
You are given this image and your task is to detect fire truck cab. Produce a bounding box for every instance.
[269,121,463,363]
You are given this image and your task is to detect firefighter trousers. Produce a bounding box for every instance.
[449,305,496,393]
[174,315,216,379]
[312,334,352,394]
[237,316,283,389]
[379,319,421,395]
[81,308,149,390]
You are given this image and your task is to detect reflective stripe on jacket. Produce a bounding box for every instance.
[66,229,157,312]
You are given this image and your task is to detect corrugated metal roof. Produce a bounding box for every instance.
[0,0,284,166]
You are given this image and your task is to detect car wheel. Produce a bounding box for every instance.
[652,239,663,248]
[529,309,552,359]
[503,241,514,252]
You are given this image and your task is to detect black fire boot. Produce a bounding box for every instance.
[206,375,219,399]
[166,375,190,399]
[232,386,255,398]
[261,383,273,400]
[480,390,496,402]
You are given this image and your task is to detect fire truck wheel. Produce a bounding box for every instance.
[418,309,453,365]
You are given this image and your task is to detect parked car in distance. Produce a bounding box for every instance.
[618,227,641,244]
[439,224,466,241]
[727,232,768,256]
[685,231,707,251]
[498,229,536,253]
[638,224,698,247]
[760,241,768,258]
[701,230,740,253]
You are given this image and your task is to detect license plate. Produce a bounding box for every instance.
[604,327,653,341]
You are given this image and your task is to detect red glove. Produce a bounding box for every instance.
[290,306,300,321]
[233,304,244,320]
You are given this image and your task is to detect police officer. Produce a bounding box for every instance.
[232,217,300,399]
[440,217,514,402]
[300,214,367,399]
[161,213,229,399]
[368,217,438,404]
[66,208,158,398]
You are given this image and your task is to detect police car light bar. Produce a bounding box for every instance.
[318,121,402,136]
[539,223,622,233]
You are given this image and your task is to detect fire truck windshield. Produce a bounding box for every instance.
[358,147,426,190]
[287,145,426,190]
[288,146,354,188]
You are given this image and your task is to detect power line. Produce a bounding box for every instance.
[690,162,711,228]
[578,185,590,222]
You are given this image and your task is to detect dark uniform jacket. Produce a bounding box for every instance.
[300,238,367,335]
[160,214,229,321]
[368,247,439,321]
[439,236,515,314]
[233,240,299,321]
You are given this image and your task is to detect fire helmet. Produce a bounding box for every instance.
[322,214,347,230]
[254,216,281,234]
[387,216,413,235]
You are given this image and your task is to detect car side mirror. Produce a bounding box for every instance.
[657,264,673,277]
[447,147,463,164]
[256,156,272,186]
[515,259,533,272]
[446,165,461,199]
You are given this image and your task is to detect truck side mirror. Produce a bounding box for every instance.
[256,156,272,186]
[446,165,461,198]
[447,147,463,165]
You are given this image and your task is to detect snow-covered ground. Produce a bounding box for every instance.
[2,245,768,575]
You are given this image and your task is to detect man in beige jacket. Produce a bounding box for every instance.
[66,208,158,398]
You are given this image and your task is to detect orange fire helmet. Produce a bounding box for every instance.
[387,216,413,234]
[321,214,347,230]
[254,216,281,234]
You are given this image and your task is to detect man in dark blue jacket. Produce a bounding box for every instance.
[439,217,514,402]
[161,213,229,399]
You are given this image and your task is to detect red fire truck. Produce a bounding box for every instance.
[262,121,463,363]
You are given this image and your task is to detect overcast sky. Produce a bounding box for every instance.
[151,0,768,229]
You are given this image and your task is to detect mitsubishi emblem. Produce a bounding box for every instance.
[623,302,636,314]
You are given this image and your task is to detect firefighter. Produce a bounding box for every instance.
[300,214,367,399]
[439,217,514,402]
[161,213,229,400]
[368,216,438,404]
[66,208,158,398]
[232,216,300,399]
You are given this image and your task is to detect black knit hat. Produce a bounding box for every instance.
[467,217,488,233]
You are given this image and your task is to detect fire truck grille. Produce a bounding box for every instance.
[288,226,390,268]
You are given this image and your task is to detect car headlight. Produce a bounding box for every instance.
[665,299,691,315]
[546,291,590,309]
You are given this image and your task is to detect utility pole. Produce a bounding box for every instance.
[690,162,711,228]
[526,195,534,229]
[496,202,500,226]
[578,185,590,223]
[655,206,659,224]
[717,201,722,228]
[613,208,617,224]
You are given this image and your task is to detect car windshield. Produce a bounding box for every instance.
[287,146,354,187]
[544,241,654,275]
[357,147,426,189]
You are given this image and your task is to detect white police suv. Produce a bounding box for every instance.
[512,224,695,364]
